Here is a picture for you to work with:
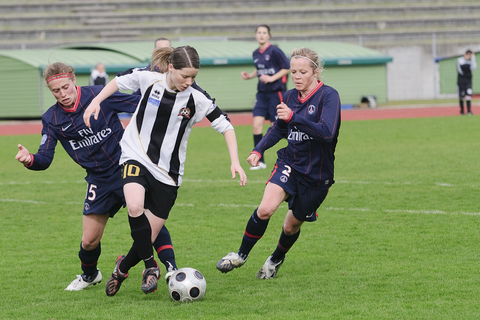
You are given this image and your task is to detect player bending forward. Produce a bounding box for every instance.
[217,47,341,279]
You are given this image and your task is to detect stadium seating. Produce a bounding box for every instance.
[0,0,479,50]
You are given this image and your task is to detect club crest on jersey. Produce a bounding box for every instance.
[308,105,316,114]
[178,107,191,119]
[265,54,270,61]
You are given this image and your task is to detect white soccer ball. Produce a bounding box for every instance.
[168,267,207,302]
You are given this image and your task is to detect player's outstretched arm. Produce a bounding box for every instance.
[15,144,32,165]
[84,78,120,128]
[223,129,247,186]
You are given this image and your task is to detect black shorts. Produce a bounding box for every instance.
[267,162,330,222]
[458,78,473,98]
[121,160,179,219]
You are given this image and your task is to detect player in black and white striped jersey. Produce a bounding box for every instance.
[84,46,247,296]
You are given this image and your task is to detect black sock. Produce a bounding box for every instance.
[460,100,464,114]
[253,134,264,163]
[238,209,269,260]
[129,213,155,269]
[79,242,101,280]
[120,245,141,274]
[467,100,472,113]
[271,229,301,263]
[153,225,177,271]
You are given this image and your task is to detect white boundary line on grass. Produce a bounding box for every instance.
[2,197,479,216]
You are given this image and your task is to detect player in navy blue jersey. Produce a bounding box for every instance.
[457,49,477,115]
[217,47,341,279]
[84,46,247,296]
[15,62,179,291]
[241,24,290,170]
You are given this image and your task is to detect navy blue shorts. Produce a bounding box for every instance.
[267,162,330,222]
[121,160,179,219]
[253,91,284,123]
[83,170,125,217]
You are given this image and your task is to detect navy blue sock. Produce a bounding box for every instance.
[129,213,156,269]
[79,242,100,280]
[153,225,177,271]
[238,209,269,260]
[271,229,301,263]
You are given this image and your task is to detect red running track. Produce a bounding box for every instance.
[0,104,475,136]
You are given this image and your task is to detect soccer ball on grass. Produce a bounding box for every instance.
[168,267,207,302]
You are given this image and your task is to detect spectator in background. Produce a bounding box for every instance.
[90,63,109,86]
[457,49,477,115]
[240,24,290,170]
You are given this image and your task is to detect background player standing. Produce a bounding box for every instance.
[457,49,477,115]
[15,62,178,291]
[241,24,290,170]
[84,46,247,296]
[217,47,341,279]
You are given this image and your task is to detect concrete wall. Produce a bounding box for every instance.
[376,42,480,102]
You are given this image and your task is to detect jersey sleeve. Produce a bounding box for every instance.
[26,118,58,170]
[273,46,290,70]
[289,89,341,143]
[106,91,141,113]
[207,106,234,134]
[115,68,141,92]
[252,119,287,156]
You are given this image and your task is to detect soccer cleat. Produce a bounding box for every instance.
[256,255,285,279]
[141,261,160,294]
[165,270,175,284]
[216,252,247,273]
[65,269,102,291]
[250,161,267,171]
[105,255,129,297]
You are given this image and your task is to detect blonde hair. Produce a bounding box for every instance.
[290,47,324,80]
[43,62,75,84]
[150,46,200,73]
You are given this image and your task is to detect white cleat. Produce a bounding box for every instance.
[257,256,285,279]
[65,269,102,291]
[216,252,247,273]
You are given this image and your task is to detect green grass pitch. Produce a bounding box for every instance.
[1,115,479,319]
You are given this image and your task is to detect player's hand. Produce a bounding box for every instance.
[276,102,293,121]
[231,162,247,186]
[240,71,250,80]
[15,144,31,165]
[258,74,272,84]
[83,102,101,128]
[247,152,260,168]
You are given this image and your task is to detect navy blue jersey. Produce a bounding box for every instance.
[26,86,140,177]
[253,44,290,93]
[253,81,341,189]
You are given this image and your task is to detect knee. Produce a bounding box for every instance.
[257,206,276,220]
[127,202,144,217]
[81,238,100,251]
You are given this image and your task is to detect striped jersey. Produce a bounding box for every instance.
[26,86,140,177]
[253,81,341,189]
[253,43,290,93]
[115,69,233,187]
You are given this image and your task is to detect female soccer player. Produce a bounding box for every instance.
[84,46,247,296]
[15,62,179,291]
[241,24,290,170]
[217,47,341,279]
